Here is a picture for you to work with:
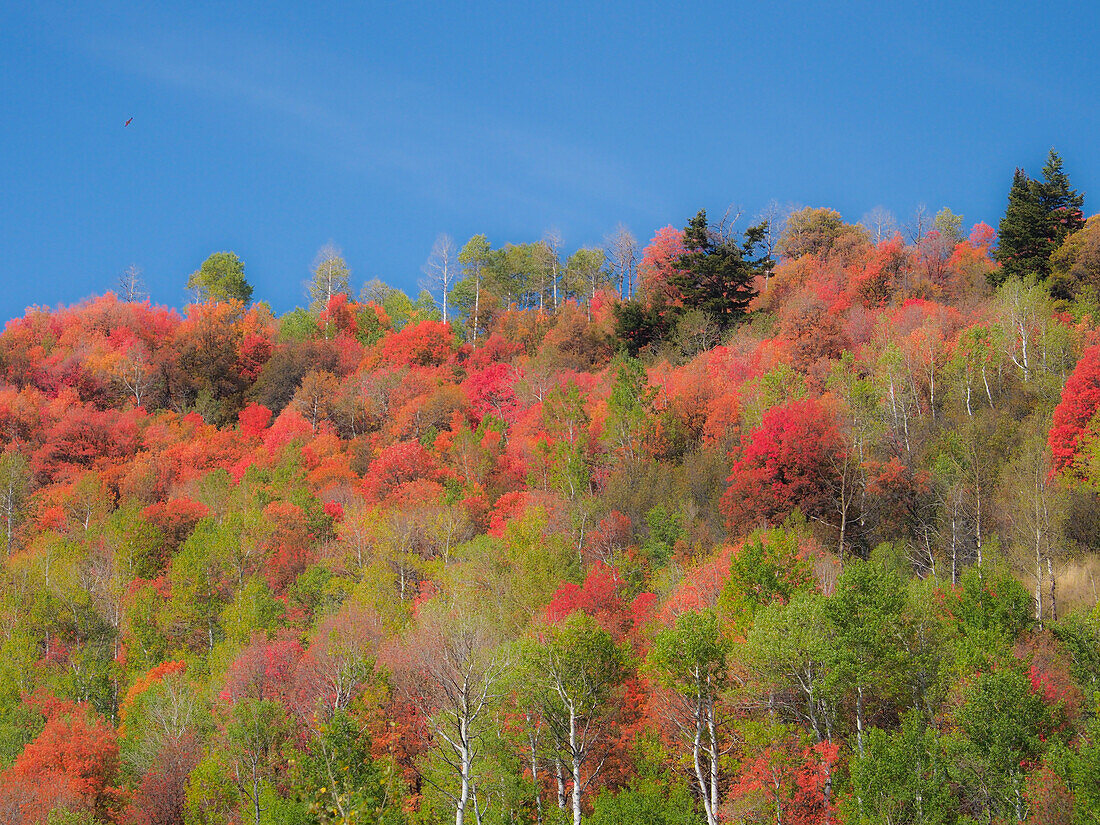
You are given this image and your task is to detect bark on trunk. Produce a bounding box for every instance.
[1048,556,1057,623]
[569,704,582,825]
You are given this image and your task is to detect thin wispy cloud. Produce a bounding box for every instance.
[71,16,658,227]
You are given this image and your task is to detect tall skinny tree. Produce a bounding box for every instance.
[118,264,148,302]
[523,612,627,825]
[308,243,351,312]
[648,609,730,825]
[0,451,29,556]
[224,698,290,825]
[541,229,564,309]
[604,224,639,300]
[458,235,492,342]
[1037,148,1085,249]
[564,248,607,320]
[393,600,504,825]
[422,234,459,324]
[996,170,1050,284]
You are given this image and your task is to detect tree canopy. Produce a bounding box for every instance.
[187,251,253,304]
[0,153,1097,825]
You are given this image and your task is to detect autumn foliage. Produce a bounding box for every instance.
[1049,342,1100,474]
[722,398,844,531]
[0,696,121,823]
[0,192,1099,824]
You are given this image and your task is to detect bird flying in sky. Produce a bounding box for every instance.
[124,117,133,127]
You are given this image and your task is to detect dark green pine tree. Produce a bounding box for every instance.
[995,151,1085,286]
[1038,148,1085,249]
[672,209,761,329]
[683,208,710,253]
[994,169,1050,284]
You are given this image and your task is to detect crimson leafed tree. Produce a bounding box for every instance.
[383,319,456,367]
[730,731,839,825]
[722,398,846,534]
[544,562,644,644]
[461,362,521,425]
[638,226,687,304]
[220,635,303,706]
[1049,343,1100,478]
[361,440,443,503]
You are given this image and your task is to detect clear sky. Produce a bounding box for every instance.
[1,1,1097,322]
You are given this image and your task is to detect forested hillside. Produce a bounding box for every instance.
[2,154,1100,825]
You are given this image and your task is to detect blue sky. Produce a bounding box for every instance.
[1,1,1097,322]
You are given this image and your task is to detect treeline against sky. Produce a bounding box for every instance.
[1,152,1100,823]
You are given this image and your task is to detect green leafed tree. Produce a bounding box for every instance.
[521,611,627,825]
[647,609,729,825]
[776,206,869,260]
[455,234,493,341]
[996,169,1050,285]
[537,381,592,501]
[163,518,232,653]
[846,709,957,825]
[603,354,657,466]
[224,698,291,825]
[824,558,910,759]
[587,779,704,825]
[188,252,253,304]
[746,590,836,744]
[1060,716,1100,824]
[290,709,405,824]
[720,527,814,632]
[564,247,608,318]
[185,750,240,825]
[221,576,285,645]
[948,667,1052,823]
[1037,148,1086,248]
[0,451,30,557]
[934,207,964,246]
[1050,215,1100,303]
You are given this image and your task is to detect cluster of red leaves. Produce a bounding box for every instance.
[723,398,845,531]
[382,320,456,368]
[0,694,122,823]
[1049,343,1100,474]
[220,635,304,706]
[730,736,840,825]
[142,498,211,551]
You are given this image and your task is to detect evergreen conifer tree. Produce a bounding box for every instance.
[673,209,762,329]
[995,150,1085,286]
[995,169,1050,284]
[1038,148,1085,248]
